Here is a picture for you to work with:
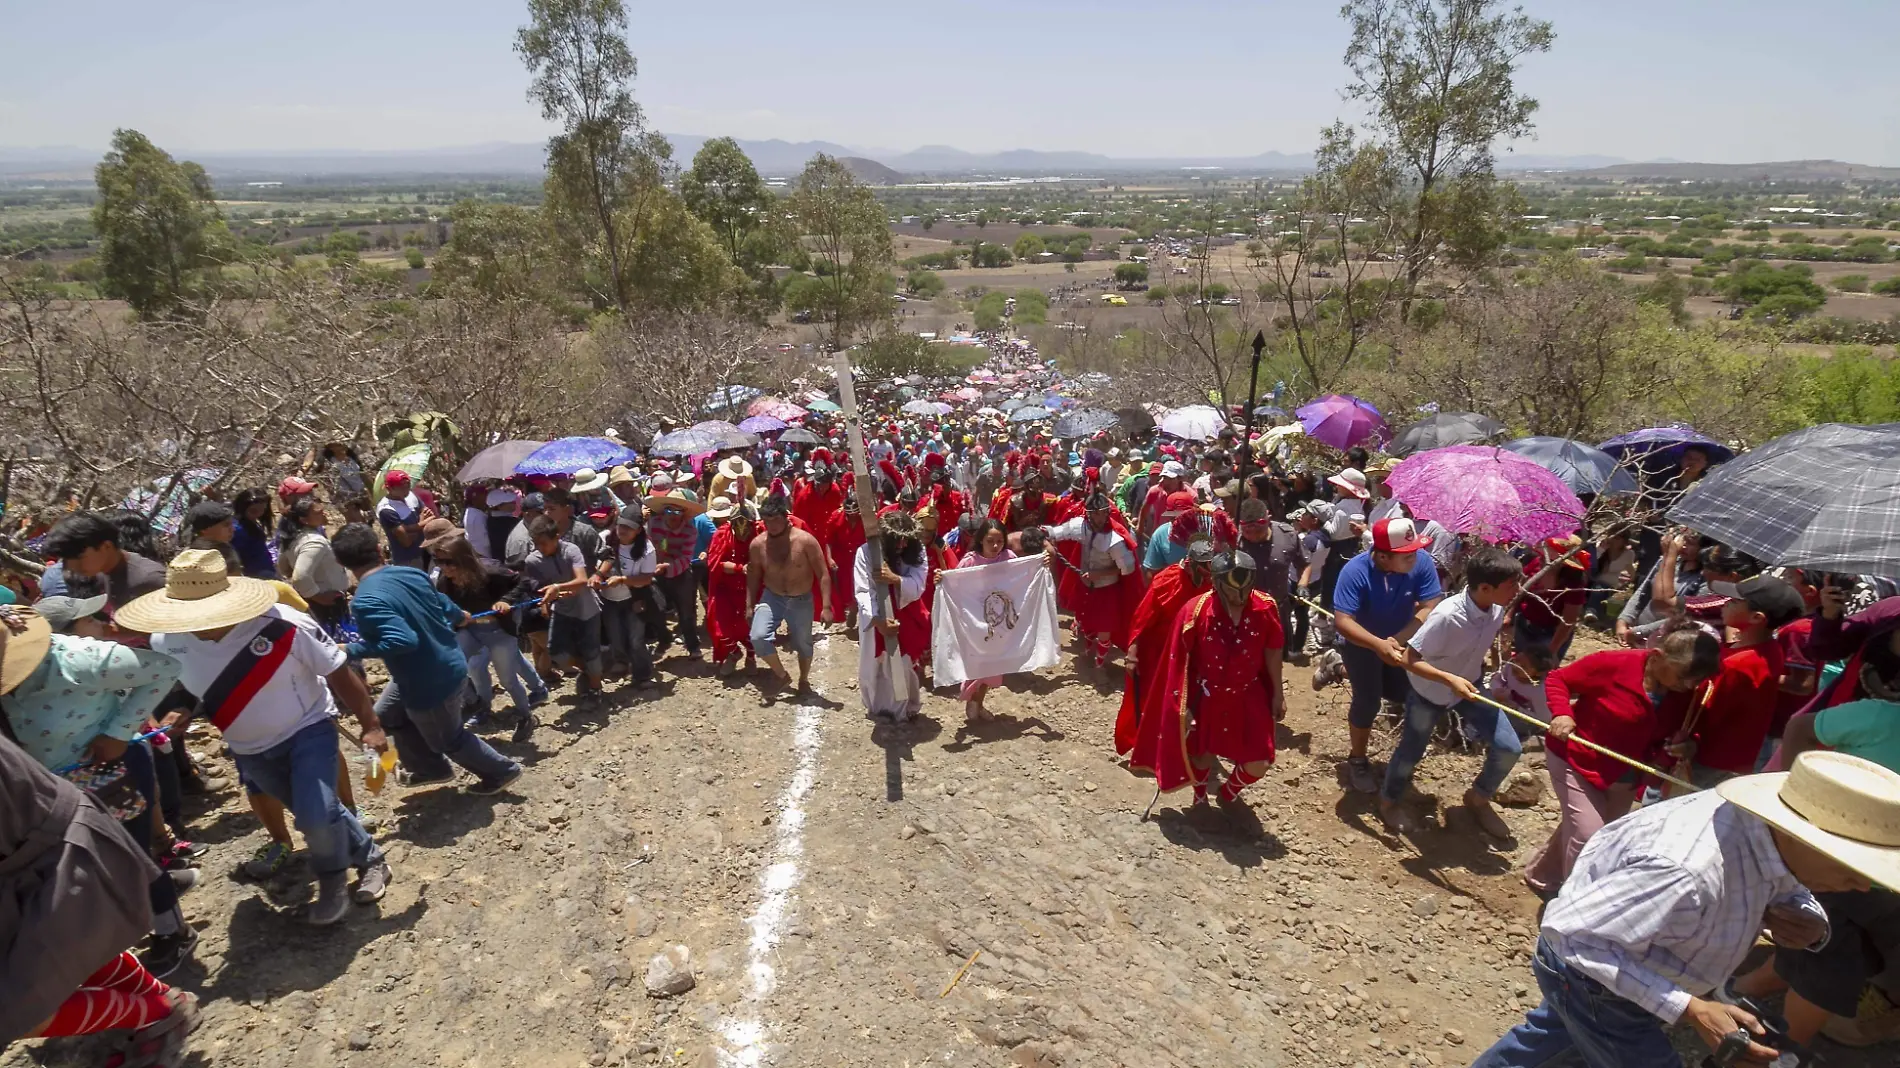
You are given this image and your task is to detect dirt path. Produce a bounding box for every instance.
[9,630,1890,1068]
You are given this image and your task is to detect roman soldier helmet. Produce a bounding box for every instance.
[810,447,835,480]
[759,477,791,518]
[923,451,949,484]
[1083,469,1112,513]
[1208,547,1257,589]
[899,467,921,508]
[841,471,861,513]
[877,458,904,503]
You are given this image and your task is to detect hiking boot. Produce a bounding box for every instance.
[242,841,294,880]
[511,709,536,744]
[353,859,393,904]
[308,872,351,925]
[467,764,523,796]
[139,924,199,979]
[1345,755,1378,794]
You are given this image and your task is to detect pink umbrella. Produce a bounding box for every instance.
[747,396,806,421]
[1386,446,1585,544]
[1296,394,1389,450]
[953,386,982,402]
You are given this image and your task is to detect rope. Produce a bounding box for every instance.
[1295,596,1698,792]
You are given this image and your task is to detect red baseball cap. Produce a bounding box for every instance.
[276,475,317,502]
[383,470,412,490]
[1163,490,1199,519]
[1371,517,1432,553]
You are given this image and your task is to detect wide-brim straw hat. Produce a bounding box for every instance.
[115,548,280,635]
[705,496,738,520]
[0,605,53,695]
[645,488,706,518]
[1719,751,1900,891]
[570,467,610,494]
[420,518,465,554]
[718,455,753,481]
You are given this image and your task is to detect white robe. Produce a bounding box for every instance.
[853,544,928,718]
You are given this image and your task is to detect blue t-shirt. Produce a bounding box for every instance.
[693,512,717,557]
[346,565,468,709]
[1331,550,1443,638]
[1143,522,1190,571]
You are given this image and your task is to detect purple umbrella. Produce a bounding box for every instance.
[1296,394,1389,450]
[738,415,787,435]
[1598,424,1735,465]
[514,436,639,477]
[1386,445,1585,544]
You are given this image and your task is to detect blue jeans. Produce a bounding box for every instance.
[1338,640,1411,730]
[232,720,383,878]
[118,741,182,919]
[1382,690,1522,803]
[387,681,518,784]
[751,590,815,661]
[599,597,654,682]
[458,622,543,713]
[1470,939,1679,1068]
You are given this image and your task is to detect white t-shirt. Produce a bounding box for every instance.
[1367,496,1404,524]
[1314,498,1365,542]
[1404,590,1507,707]
[152,605,347,755]
[599,540,658,602]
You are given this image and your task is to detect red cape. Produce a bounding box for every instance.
[704,526,751,661]
[825,509,866,621]
[1129,589,1284,791]
[1115,562,1210,755]
[1054,508,1141,646]
[792,480,842,535]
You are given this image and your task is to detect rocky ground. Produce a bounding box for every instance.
[8,627,1894,1068]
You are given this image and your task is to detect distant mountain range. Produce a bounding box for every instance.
[0,138,1888,184]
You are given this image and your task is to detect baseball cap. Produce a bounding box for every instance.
[383,470,412,490]
[35,594,109,633]
[1163,490,1199,519]
[1328,469,1371,500]
[1160,460,1187,479]
[1543,535,1589,572]
[1371,517,1432,554]
[521,492,547,512]
[1710,574,1808,627]
[276,475,317,502]
[185,499,234,534]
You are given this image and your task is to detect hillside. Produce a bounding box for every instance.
[838,156,907,185]
[1576,159,1900,182]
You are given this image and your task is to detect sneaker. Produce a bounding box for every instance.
[242,841,294,880]
[396,766,456,788]
[167,868,200,894]
[1310,648,1345,691]
[462,704,495,731]
[170,840,209,860]
[308,871,351,925]
[467,764,523,796]
[511,710,536,744]
[353,859,393,904]
[139,925,200,979]
[1345,756,1378,794]
[527,689,551,708]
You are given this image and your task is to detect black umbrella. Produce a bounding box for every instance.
[651,428,722,457]
[1390,411,1507,457]
[1115,407,1156,435]
[1667,423,1900,576]
[1053,408,1119,439]
[778,427,822,446]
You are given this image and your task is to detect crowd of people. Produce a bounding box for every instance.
[3,340,1898,1068]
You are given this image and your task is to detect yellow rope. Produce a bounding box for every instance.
[1297,596,1698,792]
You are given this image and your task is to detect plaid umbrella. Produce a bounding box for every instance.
[1666,423,1900,576]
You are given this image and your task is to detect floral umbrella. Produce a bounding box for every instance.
[746,397,807,422]
[121,467,222,537]
[1386,445,1585,544]
[651,428,724,457]
[737,415,787,435]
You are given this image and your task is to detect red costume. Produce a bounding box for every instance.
[1116,561,1211,754]
[826,505,866,624]
[792,478,842,535]
[921,453,968,534]
[703,524,752,663]
[1130,589,1284,794]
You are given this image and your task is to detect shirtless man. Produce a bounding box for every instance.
[747,492,834,692]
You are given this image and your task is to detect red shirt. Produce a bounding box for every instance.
[1516,557,1585,630]
[1544,649,1693,790]
[1692,640,1787,774]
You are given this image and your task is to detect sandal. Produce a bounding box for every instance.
[105,990,201,1068]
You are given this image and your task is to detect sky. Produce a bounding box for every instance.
[4,0,1898,165]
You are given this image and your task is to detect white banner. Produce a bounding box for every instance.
[930,554,1061,686]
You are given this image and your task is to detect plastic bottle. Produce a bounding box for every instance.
[363,744,393,793]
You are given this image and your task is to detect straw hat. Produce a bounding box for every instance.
[570,467,610,494]
[717,455,753,482]
[114,548,280,635]
[705,495,738,520]
[0,604,53,695]
[645,488,706,518]
[1719,751,1900,890]
[607,465,638,489]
